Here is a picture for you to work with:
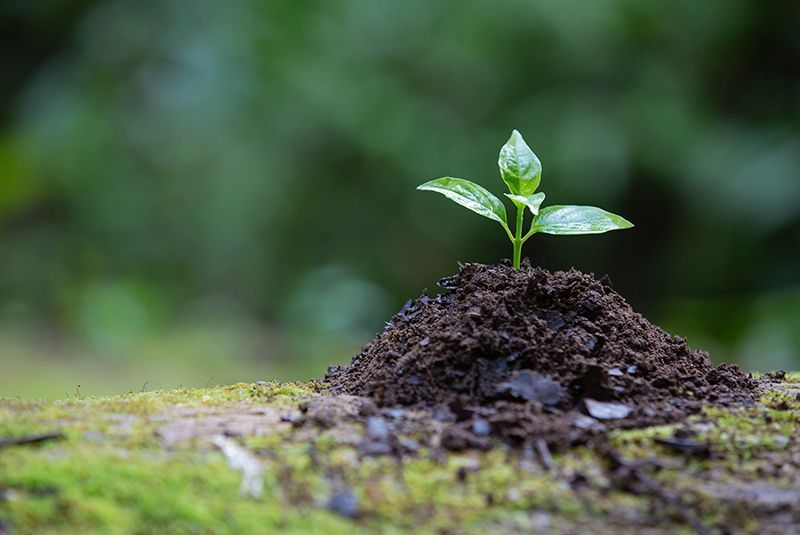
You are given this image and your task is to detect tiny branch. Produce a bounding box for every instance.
[213,435,264,499]
[0,432,65,449]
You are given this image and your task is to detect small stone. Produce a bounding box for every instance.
[441,425,490,451]
[383,408,407,420]
[497,371,566,406]
[626,365,638,375]
[472,418,491,437]
[357,440,393,456]
[436,276,459,289]
[326,490,359,518]
[774,435,790,448]
[537,310,565,330]
[582,399,631,420]
[653,436,711,457]
[301,395,375,427]
[365,417,391,441]
[280,412,303,425]
[433,405,454,421]
[399,438,420,453]
[255,381,269,387]
[573,415,606,431]
[607,367,624,377]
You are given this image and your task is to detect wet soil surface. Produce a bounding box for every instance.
[326,260,758,451]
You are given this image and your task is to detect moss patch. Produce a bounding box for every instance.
[2,378,799,534]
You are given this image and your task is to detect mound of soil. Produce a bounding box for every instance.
[326,260,757,449]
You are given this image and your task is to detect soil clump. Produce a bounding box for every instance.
[326,260,757,449]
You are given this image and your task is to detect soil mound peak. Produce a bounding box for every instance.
[327,260,756,446]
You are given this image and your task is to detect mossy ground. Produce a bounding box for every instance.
[1,374,799,534]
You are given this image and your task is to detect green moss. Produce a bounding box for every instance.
[785,371,800,383]
[1,378,799,534]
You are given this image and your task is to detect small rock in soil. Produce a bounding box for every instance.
[433,405,454,421]
[326,490,360,518]
[441,425,491,451]
[280,412,304,425]
[722,483,800,513]
[497,371,567,406]
[365,416,391,441]
[437,275,459,289]
[358,416,397,456]
[398,437,420,453]
[472,418,491,437]
[653,437,712,458]
[382,408,407,420]
[300,396,376,427]
[358,439,393,457]
[582,399,632,420]
[573,414,606,431]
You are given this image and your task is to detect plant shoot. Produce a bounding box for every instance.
[417,130,633,268]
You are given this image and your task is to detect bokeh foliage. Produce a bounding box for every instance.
[1,0,798,396]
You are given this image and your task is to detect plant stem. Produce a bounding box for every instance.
[512,204,524,269]
[521,225,537,243]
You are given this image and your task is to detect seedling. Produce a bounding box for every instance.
[417,130,633,269]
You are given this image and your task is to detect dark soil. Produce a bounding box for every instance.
[326,260,758,450]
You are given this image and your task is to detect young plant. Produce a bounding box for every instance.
[417,130,633,269]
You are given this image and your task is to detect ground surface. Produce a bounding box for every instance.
[1,373,799,534]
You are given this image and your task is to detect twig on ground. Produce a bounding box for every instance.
[0,432,64,449]
[535,438,554,472]
[212,435,264,499]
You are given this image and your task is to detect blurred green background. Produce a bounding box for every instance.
[1,0,798,398]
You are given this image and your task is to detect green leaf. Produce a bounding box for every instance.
[417,177,508,226]
[532,205,634,235]
[505,192,546,215]
[498,129,541,195]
